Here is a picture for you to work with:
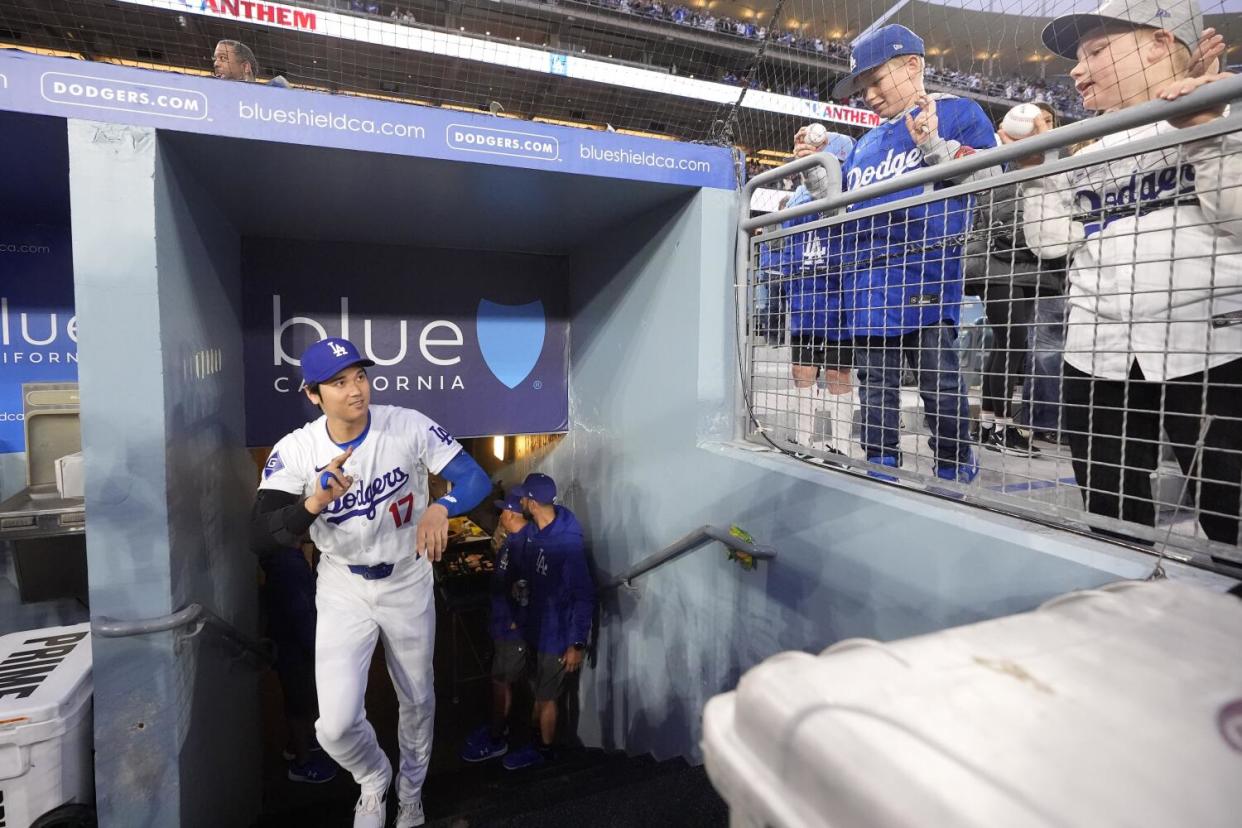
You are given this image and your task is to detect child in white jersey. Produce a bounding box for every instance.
[1008,0,1241,550]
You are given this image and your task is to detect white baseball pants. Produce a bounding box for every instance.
[314,554,436,803]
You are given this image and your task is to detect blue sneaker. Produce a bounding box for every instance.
[287,751,338,784]
[867,455,900,482]
[501,742,550,771]
[935,451,979,484]
[460,725,508,763]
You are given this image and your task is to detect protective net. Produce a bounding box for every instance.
[2,1,1236,170]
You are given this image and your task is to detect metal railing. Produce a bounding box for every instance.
[737,73,1242,573]
[94,602,274,665]
[607,525,777,589]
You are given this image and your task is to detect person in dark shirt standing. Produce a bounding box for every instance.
[502,473,596,770]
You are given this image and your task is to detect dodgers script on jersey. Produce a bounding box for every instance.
[840,95,996,336]
[260,404,463,566]
[1023,123,1242,382]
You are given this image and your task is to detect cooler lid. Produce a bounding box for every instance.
[0,623,92,728]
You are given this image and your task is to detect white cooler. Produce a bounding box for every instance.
[703,581,1242,828]
[0,623,93,828]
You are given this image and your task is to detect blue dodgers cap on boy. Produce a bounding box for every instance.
[832,24,925,99]
[494,487,525,513]
[521,472,557,504]
[300,337,375,384]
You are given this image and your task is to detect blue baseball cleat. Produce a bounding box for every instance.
[460,725,508,763]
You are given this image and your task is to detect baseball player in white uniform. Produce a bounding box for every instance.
[252,337,491,827]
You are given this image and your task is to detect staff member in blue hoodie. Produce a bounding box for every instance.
[502,472,596,771]
[460,487,534,763]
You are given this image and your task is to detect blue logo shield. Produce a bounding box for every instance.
[477,299,546,389]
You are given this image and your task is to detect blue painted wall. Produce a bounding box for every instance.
[68,120,258,827]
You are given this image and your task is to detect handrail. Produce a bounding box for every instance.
[93,602,274,665]
[607,525,776,589]
[745,71,1242,232]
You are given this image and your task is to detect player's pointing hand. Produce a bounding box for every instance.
[304,446,354,515]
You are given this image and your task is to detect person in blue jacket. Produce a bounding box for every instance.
[502,472,596,770]
[799,25,998,482]
[782,132,856,454]
[460,487,534,763]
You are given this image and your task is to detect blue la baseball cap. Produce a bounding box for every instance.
[832,25,925,99]
[300,337,375,384]
[521,472,557,505]
[494,486,525,513]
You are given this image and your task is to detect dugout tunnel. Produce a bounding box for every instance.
[3,51,1237,828]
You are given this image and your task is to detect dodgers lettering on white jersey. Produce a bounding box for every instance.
[1023,121,1242,381]
[259,404,463,567]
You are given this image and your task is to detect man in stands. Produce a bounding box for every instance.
[213,39,289,87]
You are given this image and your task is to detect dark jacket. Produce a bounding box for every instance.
[526,506,595,655]
[964,180,1066,295]
[489,524,532,642]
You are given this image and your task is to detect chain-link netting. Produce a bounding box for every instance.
[2,1,1236,175]
[742,47,1242,570]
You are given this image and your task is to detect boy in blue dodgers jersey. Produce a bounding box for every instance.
[460,487,534,763]
[781,131,856,453]
[1012,1,1242,547]
[502,472,596,771]
[798,25,998,481]
[251,337,492,828]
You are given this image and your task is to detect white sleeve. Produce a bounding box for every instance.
[407,409,464,475]
[1020,169,1084,261]
[1185,130,1242,238]
[257,434,310,496]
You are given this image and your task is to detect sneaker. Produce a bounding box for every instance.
[936,451,979,484]
[353,789,387,828]
[866,454,900,482]
[287,751,338,784]
[981,425,1040,457]
[502,742,550,771]
[396,799,425,828]
[460,726,508,763]
[1034,429,1070,447]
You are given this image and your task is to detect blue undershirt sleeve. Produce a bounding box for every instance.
[434,450,491,517]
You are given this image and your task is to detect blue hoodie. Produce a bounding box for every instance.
[782,186,848,343]
[526,505,595,655]
[489,523,533,642]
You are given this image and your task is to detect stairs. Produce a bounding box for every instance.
[255,746,726,827]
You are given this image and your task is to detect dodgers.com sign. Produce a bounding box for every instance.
[243,241,569,446]
[0,51,733,190]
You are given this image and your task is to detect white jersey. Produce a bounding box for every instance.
[259,404,462,567]
[1021,122,1242,381]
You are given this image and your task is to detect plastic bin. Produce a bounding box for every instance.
[703,581,1242,828]
[0,623,93,828]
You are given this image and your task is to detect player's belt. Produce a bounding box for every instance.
[347,562,395,580]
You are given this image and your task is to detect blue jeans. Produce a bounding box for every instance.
[857,323,972,468]
[1017,293,1067,431]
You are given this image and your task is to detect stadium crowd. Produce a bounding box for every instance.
[344,0,1089,117]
